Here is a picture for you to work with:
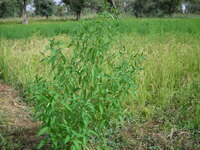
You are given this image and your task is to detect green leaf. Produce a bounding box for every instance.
[97,145,102,150]
[38,127,48,136]
[70,145,76,150]
[119,115,124,126]
[64,135,70,144]
[99,105,103,114]
[83,136,87,147]
[37,139,48,149]
[50,116,56,125]
[88,130,98,136]
[73,140,81,150]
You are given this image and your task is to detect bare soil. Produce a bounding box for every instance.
[0,83,41,149]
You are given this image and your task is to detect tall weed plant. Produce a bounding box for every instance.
[29,11,142,149]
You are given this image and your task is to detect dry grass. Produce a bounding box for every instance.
[0,35,70,87]
[0,14,98,24]
[0,82,41,150]
[0,83,37,129]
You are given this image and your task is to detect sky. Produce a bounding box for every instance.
[54,0,62,5]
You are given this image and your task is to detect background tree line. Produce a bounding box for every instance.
[0,0,199,22]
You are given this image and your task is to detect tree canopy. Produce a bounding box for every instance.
[0,0,21,18]
[34,0,55,18]
[1,0,199,22]
[62,0,84,20]
[125,0,182,17]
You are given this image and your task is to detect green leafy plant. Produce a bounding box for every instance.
[29,11,142,149]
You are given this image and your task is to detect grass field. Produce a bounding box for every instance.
[0,17,200,149]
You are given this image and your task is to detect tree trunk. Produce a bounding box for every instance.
[76,11,81,21]
[107,0,116,8]
[22,0,28,24]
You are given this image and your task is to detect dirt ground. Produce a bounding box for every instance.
[0,83,41,149]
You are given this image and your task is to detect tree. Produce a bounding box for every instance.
[34,0,55,18]
[17,0,31,24]
[85,0,116,12]
[55,3,69,17]
[158,0,181,16]
[125,0,181,17]
[62,0,84,20]
[125,0,154,18]
[132,0,148,17]
[0,0,31,24]
[107,0,116,8]
[22,0,28,24]
[0,0,21,18]
[62,0,116,21]
[186,0,200,14]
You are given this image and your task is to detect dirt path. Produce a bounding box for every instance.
[0,83,38,129]
[0,83,40,149]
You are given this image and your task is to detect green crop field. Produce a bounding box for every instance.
[0,17,200,149]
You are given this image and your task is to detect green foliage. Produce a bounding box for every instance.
[187,0,200,14]
[54,4,69,17]
[29,13,141,149]
[0,0,21,18]
[125,0,181,17]
[168,79,200,130]
[158,0,181,16]
[126,0,146,18]
[34,0,56,18]
[62,0,84,20]
[1,18,200,39]
[62,0,117,20]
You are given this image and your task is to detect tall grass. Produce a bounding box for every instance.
[0,17,200,148]
[0,35,70,88]
[120,33,200,130]
[1,18,200,39]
